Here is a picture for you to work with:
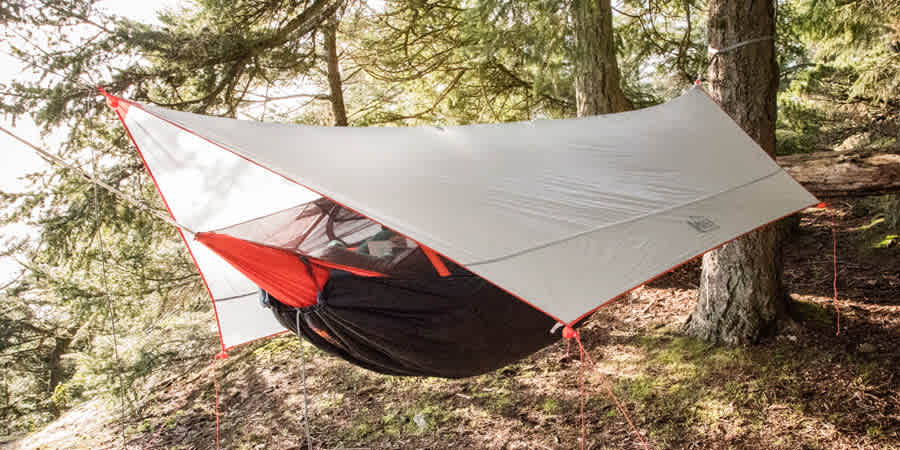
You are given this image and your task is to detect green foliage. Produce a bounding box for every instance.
[874,234,898,248]
[774,0,899,159]
[789,298,833,325]
[615,0,707,102]
[50,383,72,410]
[775,95,826,154]
[790,0,900,103]
[251,335,301,361]
[539,397,559,415]
[852,194,900,250]
[380,403,448,435]
[350,0,576,124]
[0,0,896,436]
[1,0,340,432]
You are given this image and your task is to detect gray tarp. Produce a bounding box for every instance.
[116,87,817,349]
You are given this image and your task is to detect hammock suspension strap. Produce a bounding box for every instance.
[696,35,775,85]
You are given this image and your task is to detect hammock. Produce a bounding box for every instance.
[101,87,816,376]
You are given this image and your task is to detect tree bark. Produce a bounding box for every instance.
[324,15,348,127]
[47,335,71,415]
[684,0,784,345]
[778,147,900,198]
[572,0,630,116]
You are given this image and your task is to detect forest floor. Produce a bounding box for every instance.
[3,200,899,450]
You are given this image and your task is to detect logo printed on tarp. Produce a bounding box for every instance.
[687,216,719,233]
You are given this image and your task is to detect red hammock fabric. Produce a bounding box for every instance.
[195,232,329,308]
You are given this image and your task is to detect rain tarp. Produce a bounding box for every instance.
[106,87,817,350]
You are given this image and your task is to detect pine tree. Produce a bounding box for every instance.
[683,0,785,344]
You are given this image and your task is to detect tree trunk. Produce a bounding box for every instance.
[684,0,784,345]
[324,15,348,127]
[572,0,629,116]
[1,368,9,432]
[47,336,71,415]
[778,147,900,198]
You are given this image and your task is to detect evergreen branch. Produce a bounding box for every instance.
[0,126,194,234]
[247,0,344,56]
[36,0,114,34]
[365,68,466,124]
[241,92,332,103]
[491,61,574,108]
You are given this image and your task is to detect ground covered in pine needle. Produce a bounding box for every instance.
[4,200,899,450]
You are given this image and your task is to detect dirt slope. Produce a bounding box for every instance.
[6,201,899,449]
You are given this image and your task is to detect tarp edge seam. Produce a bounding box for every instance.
[465,168,790,267]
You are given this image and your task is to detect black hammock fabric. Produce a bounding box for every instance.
[265,270,562,378]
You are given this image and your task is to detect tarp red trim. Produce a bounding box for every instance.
[99,87,130,118]
[106,90,819,339]
[104,90,228,353]
[563,202,819,326]
[107,97,569,325]
[195,232,329,308]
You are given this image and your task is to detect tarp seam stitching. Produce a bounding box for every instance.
[464,169,784,267]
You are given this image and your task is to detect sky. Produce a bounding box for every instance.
[0,0,174,283]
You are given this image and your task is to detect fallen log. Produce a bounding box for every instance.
[777,147,900,199]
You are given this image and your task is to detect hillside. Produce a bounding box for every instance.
[3,200,898,449]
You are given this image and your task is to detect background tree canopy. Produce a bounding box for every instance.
[0,0,898,437]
